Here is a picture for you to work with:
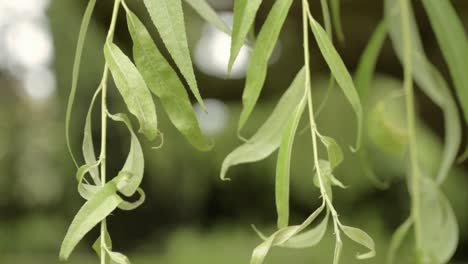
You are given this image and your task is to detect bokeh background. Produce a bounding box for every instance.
[0,0,467,263]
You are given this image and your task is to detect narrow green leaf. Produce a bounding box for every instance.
[385,0,461,184]
[238,0,294,131]
[66,0,97,167]
[83,86,102,185]
[329,0,344,42]
[354,20,387,104]
[118,188,146,211]
[319,136,343,170]
[251,202,326,264]
[387,216,413,264]
[221,67,305,180]
[275,97,306,229]
[309,15,363,151]
[282,212,329,248]
[143,0,205,110]
[108,113,144,197]
[92,222,112,263]
[104,42,158,141]
[319,0,332,39]
[418,176,458,263]
[59,180,123,260]
[228,0,262,73]
[125,9,212,151]
[354,20,389,189]
[333,237,343,264]
[76,162,101,200]
[340,225,376,259]
[184,0,231,35]
[421,0,468,123]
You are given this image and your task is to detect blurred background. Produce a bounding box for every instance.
[0,0,467,263]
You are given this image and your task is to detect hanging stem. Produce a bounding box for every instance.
[301,0,342,253]
[399,0,422,254]
[99,0,121,263]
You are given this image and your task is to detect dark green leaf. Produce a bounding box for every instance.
[143,0,205,109]
[125,9,212,151]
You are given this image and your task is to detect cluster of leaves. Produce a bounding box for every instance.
[60,0,219,262]
[59,0,467,263]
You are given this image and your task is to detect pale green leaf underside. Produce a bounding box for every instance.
[387,216,413,264]
[66,0,97,167]
[282,212,329,248]
[125,9,212,151]
[104,42,158,141]
[59,180,123,261]
[221,67,305,180]
[251,202,326,264]
[341,225,376,259]
[83,85,102,185]
[309,15,363,151]
[238,0,294,132]
[275,97,306,229]
[228,0,262,73]
[92,222,112,263]
[108,113,144,197]
[143,0,205,110]
[183,0,231,35]
[385,0,461,184]
[421,0,468,123]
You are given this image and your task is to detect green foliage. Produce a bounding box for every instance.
[61,0,467,263]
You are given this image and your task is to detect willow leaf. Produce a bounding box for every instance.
[421,0,468,123]
[76,163,100,200]
[184,0,231,35]
[228,0,262,73]
[104,42,158,141]
[66,0,97,167]
[282,212,329,248]
[83,86,101,185]
[319,136,343,170]
[340,225,375,259]
[105,248,131,264]
[118,188,146,211]
[143,0,205,109]
[418,176,458,263]
[330,0,344,42]
[59,180,123,260]
[333,237,343,264]
[309,15,363,151]
[125,9,211,151]
[276,97,306,229]
[355,20,387,104]
[108,113,144,197]
[385,0,461,184]
[221,67,305,180]
[238,0,294,131]
[251,202,326,264]
[387,216,413,264]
